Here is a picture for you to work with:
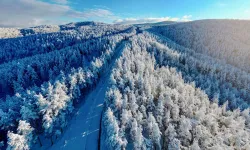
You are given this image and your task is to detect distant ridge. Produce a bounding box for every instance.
[0,21,110,39]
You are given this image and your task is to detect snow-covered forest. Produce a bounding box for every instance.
[0,23,136,149]
[0,20,250,150]
[151,20,250,72]
[102,32,250,149]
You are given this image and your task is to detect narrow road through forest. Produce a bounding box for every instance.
[49,40,128,150]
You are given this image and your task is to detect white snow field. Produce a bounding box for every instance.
[0,28,22,39]
[0,20,250,150]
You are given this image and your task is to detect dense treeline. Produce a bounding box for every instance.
[151,20,250,72]
[102,33,250,149]
[142,31,250,110]
[0,24,131,64]
[0,36,117,97]
[0,26,136,149]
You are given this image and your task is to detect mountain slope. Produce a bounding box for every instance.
[101,29,250,150]
[151,19,250,72]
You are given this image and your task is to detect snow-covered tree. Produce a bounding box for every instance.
[7,120,34,150]
[130,118,145,149]
[103,108,127,149]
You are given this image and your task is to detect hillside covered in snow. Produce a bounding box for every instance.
[151,20,250,72]
[0,22,120,39]
[0,20,250,150]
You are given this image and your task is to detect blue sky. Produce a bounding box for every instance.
[0,0,250,27]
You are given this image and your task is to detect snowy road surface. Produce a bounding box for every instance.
[49,41,127,150]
